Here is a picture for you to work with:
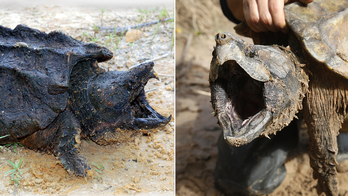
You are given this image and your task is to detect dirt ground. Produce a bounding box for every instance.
[175,0,348,196]
[0,4,174,196]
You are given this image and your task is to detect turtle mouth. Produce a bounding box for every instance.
[87,62,171,130]
[127,63,171,129]
[130,88,171,129]
[212,60,272,146]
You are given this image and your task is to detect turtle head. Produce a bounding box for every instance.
[209,32,308,147]
[88,62,171,129]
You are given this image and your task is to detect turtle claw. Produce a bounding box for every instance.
[59,152,90,177]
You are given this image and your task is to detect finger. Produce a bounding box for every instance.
[243,0,268,32]
[243,0,260,32]
[269,0,289,33]
[257,0,278,32]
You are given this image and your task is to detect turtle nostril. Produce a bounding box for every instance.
[215,33,230,45]
[220,33,226,39]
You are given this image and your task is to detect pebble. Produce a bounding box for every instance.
[125,30,142,43]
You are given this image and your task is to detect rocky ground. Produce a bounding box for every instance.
[0,4,174,196]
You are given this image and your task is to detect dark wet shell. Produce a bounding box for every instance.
[0,24,112,140]
[285,0,348,78]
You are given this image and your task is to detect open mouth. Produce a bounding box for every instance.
[125,62,171,129]
[224,61,266,131]
[210,32,308,146]
[211,60,273,146]
[130,88,172,129]
[86,61,171,131]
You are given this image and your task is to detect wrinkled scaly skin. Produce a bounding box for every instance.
[210,0,348,195]
[210,33,308,147]
[0,25,171,176]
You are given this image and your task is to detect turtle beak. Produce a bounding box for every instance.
[210,32,271,83]
[150,68,159,80]
[130,62,159,83]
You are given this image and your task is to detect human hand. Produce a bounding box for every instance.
[228,0,313,33]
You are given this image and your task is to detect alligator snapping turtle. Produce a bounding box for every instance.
[0,25,171,176]
[210,0,348,195]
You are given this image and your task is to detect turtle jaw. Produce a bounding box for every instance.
[211,60,273,147]
[128,62,171,129]
[130,89,172,129]
[219,110,272,147]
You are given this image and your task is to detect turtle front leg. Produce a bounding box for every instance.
[304,99,340,196]
[306,121,339,196]
[53,110,90,176]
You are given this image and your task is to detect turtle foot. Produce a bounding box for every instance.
[314,171,338,196]
[59,152,90,177]
[309,144,339,196]
[308,133,339,196]
[52,110,90,176]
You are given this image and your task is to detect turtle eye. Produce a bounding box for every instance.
[246,47,257,58]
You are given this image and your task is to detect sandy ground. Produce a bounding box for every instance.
[0,4,174,196]
[175,0,348,195]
